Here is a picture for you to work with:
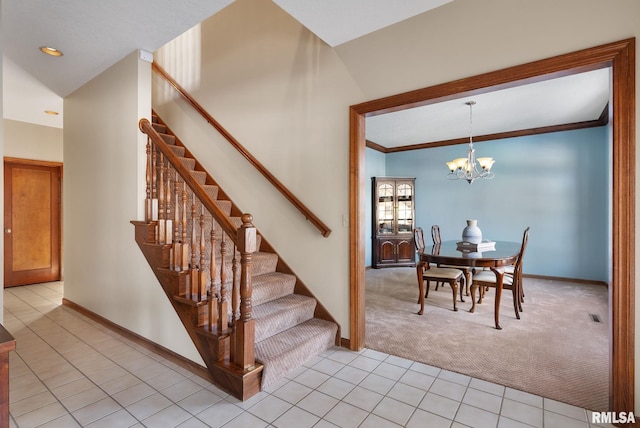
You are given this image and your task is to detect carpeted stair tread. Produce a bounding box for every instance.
[253,294,316,342]
[160,134,176,145]
[252,272,296,306]
[195,200,233,219]
[214,200,232,216]
[204,185,219,200]
[152,123,167,134]
[255,318,338,387]
[230,217,242,228]
[191,170,207,184]
[209,252,278,286]
[243,251,276,275]
[169,145,186,158]
[180,157,196,171]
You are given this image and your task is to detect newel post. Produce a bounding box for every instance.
[235,214,256,370]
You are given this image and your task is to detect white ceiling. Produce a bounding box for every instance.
[1,0,610,141]
[271,0,453,47]
[2,0,235,128]
[366,68,611,149]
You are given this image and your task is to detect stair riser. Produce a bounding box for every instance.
[252,273,296,307]
[255,319,337,388]
[254,297,316,342]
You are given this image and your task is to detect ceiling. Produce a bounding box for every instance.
[2,0,610,142]
[366,68,611,149]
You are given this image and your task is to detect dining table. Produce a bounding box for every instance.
[417,240,522,329]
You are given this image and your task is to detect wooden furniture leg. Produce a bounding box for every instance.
[448,279,458,312]
[417,262,425,315]
[491,268,504,330]
[469,283,477,313]
[463,269,471,296]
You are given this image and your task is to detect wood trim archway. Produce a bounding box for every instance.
[349,38,635,414]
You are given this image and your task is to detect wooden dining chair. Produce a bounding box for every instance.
[503,227,530,309]
[470,227,530,319]
[414,227,466,314]
[431,225,471,296]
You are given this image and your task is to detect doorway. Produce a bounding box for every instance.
[4,158,62,287]
[349,39,635,413]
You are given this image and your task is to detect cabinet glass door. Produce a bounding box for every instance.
[377,183,394,234]
[396,182,413,234]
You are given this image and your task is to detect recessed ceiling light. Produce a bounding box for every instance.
[39,46,63,57]
[44,110,59,115]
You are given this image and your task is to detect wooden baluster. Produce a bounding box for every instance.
[144,137,153,222]
[151,145,158,221]
[164,165,173,245]
[157,153,166,244]
[199,205,207,301]
[217,234,229,333]
[229,244,238,360]
[190,193,198,299]
[235,214,256,370]
[173,173,182,270]
[208,224,218,331]
[231,244,239,325]
[180,181,189,271]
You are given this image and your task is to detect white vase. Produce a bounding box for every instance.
[462,219,482,244]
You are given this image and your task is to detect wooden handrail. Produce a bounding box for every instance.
[152,62,332,238]
[139,118,238,240]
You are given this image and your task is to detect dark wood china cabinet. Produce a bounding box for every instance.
[372,177,416,268]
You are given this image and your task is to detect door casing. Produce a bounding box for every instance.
[349,38,635,413]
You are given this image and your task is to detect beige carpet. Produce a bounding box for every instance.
[365,267,609,412]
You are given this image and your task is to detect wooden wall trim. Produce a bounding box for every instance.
[4,157,63,168]
[368,116,609,153]
[349,38,635,414]
[609,37,635,417]
[349,107,367,351]
[522,273,608,287]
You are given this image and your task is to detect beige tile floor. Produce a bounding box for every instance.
[4,282,613,428]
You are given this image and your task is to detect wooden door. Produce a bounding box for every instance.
[4,160,62,287]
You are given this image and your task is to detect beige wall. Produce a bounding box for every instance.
[151,0,639,409]
[154,0,363,349]
[3,119,63,162]
[63,50,203,364]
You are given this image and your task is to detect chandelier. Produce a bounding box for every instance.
[446,101,495,184]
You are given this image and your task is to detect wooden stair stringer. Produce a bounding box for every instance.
[131,220,263,400]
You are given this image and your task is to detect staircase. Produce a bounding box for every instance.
[133,114,339,400]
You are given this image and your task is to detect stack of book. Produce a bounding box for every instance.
[456,240,496,252]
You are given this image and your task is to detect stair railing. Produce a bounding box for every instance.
[139,118,256,372]
[152,62,332,238]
